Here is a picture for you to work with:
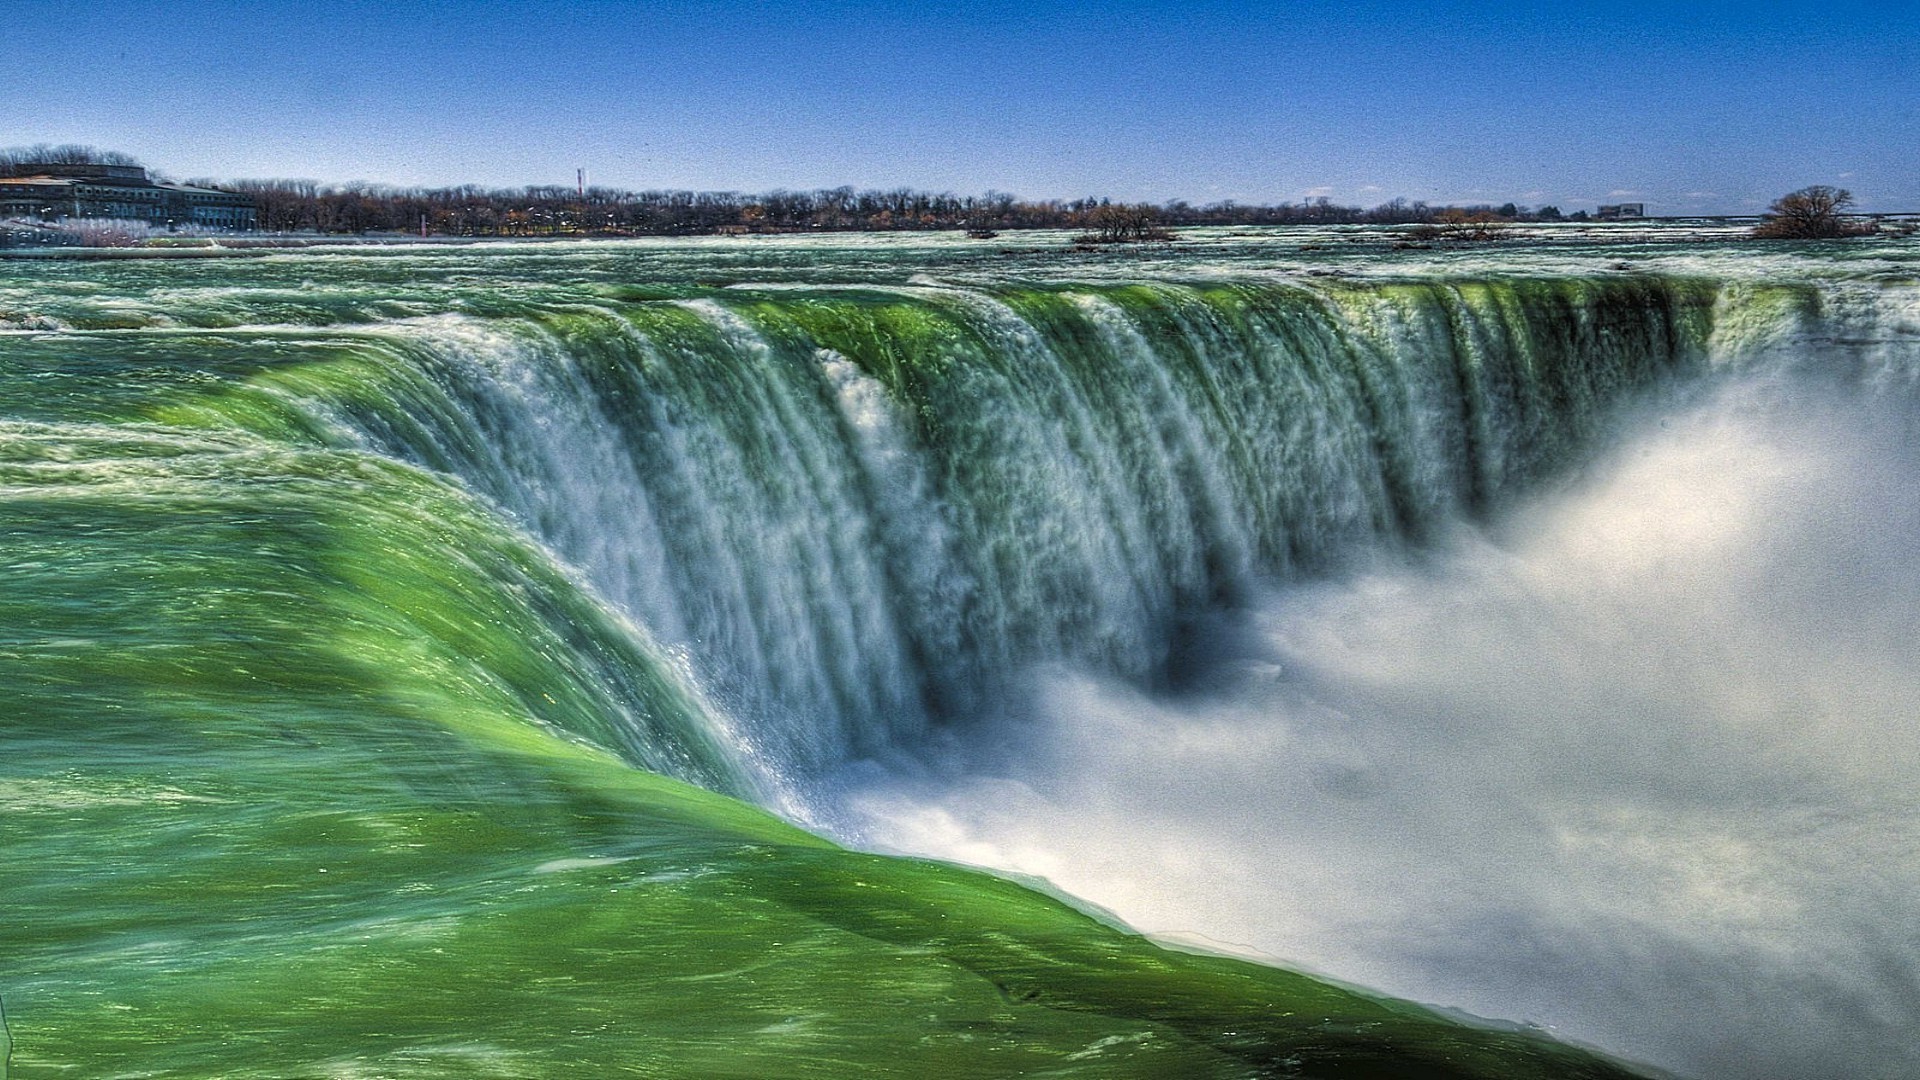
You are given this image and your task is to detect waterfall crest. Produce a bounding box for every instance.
[184,276,1721,780]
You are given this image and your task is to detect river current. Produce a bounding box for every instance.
[4,226,1916,1078]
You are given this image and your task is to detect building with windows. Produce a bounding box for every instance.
[1595,203,1646,221]
[0,162,255,230]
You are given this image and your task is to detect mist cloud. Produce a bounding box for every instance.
[835,374,1920,1079]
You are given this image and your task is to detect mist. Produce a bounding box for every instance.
[833,370,1920,1078]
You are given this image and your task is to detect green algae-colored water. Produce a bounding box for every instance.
[9,228,1911,1078]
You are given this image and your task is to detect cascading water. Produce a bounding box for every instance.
[205,275,1712,785]
[5,233,1915,1079]
[838,273,1920,1079]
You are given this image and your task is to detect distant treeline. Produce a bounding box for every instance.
[222,181,1584,236]
[3,143,1587,236]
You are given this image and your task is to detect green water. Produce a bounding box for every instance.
[9,229,1884,1078]
[0,408,1629,1080]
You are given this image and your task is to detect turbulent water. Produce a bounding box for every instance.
[3,227,1917,1078]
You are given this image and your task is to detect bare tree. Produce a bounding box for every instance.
[1753,186,1869,239]
[1077,202,1173,243]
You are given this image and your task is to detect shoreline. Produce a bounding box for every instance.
[0,219,1862,261]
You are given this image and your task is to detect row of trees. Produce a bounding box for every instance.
[0,144,142,172]
[7,147,1893,242]
[202,182,1596,237]
[232,181,1083,235]
[0,150,1575,236]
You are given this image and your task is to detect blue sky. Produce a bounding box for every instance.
[6,0,1916,213]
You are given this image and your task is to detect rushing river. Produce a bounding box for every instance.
[3,227,1916,1078]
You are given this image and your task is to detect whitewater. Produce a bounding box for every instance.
[3,226,1916,1079]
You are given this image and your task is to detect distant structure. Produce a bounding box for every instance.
[0,161,255,229]
[1595,203,1646,221]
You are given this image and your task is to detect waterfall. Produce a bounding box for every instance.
[8,241,1917,1080]
[185,275,1717,783]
